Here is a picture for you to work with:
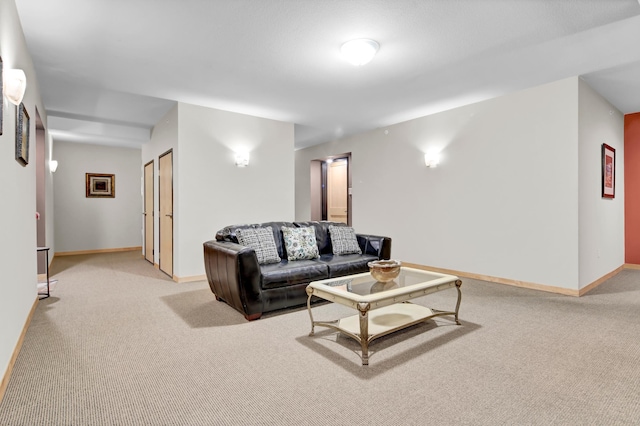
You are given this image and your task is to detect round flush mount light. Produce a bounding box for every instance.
[341,39,379,66]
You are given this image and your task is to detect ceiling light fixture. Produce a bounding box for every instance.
[341,39,379,66]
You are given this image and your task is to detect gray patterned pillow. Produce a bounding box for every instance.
[235,227,281,264]
[329,225,362,255]
[282,226,319,261]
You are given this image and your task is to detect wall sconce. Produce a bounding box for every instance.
[3,69,27,105]
[424,152,440,168]
[235,152,250,167]
[49,160,59,172]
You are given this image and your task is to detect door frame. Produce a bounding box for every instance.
[158,149,174,278]
[314,153,351,226]
[143,159,154,265]
[35,108,47,274]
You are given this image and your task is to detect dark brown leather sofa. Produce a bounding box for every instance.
[203,221,391,320]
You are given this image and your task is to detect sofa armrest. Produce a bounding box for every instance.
[203,240,263,319]
[356,234,392,260]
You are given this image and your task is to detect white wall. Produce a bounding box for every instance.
[176,103,295,278]
[53,141,142,252]
[0,0,52,387]
[578,79,625,289]
[296,78,583,290]
[142,103,295,279]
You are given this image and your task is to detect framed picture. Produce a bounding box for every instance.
[602,143,615,199]
[86,173,115,198]
[16,102,30,166]
[1,56,3,136]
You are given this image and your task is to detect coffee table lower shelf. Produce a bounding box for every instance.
[308,302,457,365]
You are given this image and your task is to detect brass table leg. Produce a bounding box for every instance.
[454,279,462,325]
[306,286,315,336]
[357,302,371,365]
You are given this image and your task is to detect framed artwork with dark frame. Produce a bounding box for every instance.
[86,173,116,198]
[602,143,615,199]
[16,102,30,166]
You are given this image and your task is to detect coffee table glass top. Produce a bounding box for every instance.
[310,267,458,302]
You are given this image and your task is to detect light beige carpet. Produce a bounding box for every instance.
[1,251,639,425]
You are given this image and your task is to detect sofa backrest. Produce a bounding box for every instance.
[216,222,295,259]
[216,221,349,258]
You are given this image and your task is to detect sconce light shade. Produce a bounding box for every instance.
[424,152,440,168]
[341,39,379,66]
[235,152,250,167]
[4,69,27,105]
[49,160,59,172]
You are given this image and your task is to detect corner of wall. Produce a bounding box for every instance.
[577,79,625,289]
[624,112,640,264]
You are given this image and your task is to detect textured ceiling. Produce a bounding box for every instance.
[14,0,640,149]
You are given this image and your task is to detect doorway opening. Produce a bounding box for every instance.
[310,153,351,225]
[143,160,154,265]
[35,108,46,274]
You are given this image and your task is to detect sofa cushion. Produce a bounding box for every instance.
[294,221,347,255]
[260,260,329,289]
[235,226,281,265]
[318,253,379,278]
[328,225,362,255]
[282,226,320,260]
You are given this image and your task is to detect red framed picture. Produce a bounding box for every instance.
[602,143,615,199]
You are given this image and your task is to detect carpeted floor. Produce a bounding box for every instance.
[1,251,639,425]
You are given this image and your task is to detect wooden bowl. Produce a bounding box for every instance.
[367,260,401,283]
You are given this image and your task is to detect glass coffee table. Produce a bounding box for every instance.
[306,267,462,365]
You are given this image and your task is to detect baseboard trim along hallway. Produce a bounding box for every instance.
[0,297,38,405]
[55,246,142,257]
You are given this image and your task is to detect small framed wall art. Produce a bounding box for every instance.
[602,143,615,199]
[16,102,30,166]
[86,173,115,198]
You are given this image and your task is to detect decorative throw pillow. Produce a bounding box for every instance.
[235,227,281,265]
[282,226,319,261]
[329,225,362,255]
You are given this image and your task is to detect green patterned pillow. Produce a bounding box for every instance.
[329,225,362,255]
[235,227,281,265]
[282,226,319,261]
